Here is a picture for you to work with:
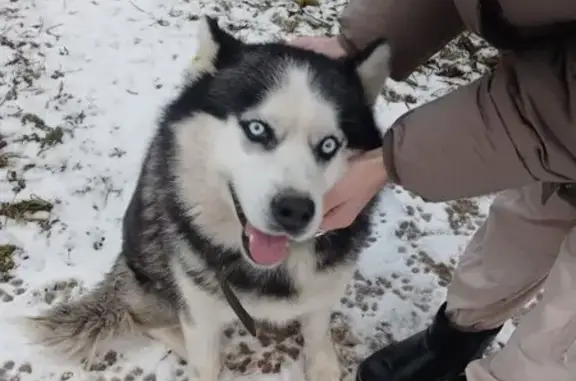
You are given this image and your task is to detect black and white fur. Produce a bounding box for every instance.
[24,17,391,381]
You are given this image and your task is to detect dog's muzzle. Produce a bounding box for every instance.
[220,184,325,338]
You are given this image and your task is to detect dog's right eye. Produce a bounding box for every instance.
[240,120,276,148]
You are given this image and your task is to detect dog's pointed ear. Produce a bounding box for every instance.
[190,16,244,77]
[352,40,392,104]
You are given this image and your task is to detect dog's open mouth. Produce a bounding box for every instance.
[229,185,290,266]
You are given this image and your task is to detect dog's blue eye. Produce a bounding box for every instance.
[316,136,340,160]
[247,121,266,136]
[240,120,276,148]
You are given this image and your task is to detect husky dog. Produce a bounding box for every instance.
[25,16,390,381]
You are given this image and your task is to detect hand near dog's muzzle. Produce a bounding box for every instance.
[320,148,388,231]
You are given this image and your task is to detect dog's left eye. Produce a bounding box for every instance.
[240,120,276,148]
[316,136,341,160]
[247,121,266,136]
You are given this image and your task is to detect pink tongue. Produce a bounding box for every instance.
[245,224,290,265]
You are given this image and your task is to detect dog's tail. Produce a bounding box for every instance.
[24,276,136,361]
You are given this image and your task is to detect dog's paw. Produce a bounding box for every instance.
[304,348,342,381]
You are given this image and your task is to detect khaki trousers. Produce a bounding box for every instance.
[445,184,576,381]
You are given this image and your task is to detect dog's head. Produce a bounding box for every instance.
[171,17,390,267]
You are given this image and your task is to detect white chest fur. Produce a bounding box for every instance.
[173,244,355,326]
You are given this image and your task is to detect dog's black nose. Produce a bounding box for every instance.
[271,192,315,233]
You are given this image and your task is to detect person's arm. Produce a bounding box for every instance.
[381,48,576,202]
[338,0,465,81]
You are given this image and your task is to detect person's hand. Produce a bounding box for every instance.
[287,36,347,58]
[321,148,388,231]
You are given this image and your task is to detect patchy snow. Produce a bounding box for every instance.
[0,1,512,381]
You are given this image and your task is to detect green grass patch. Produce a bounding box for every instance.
[0,196,53,221]
[0,244,18,274]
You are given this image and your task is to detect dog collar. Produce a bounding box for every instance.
[218,257,258,337]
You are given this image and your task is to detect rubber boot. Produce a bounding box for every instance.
[357,303,501,381]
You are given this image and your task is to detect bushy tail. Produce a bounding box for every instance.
[24,281,136,362]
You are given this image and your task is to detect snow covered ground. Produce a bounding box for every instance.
[0,1,514,380]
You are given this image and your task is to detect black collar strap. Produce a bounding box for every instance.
[222,184,258,336]
[218,257,258,337]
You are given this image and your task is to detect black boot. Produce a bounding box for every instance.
[357,303,501,381]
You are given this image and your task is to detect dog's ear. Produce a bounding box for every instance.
[351,39,392,104]
[190,16,244,77]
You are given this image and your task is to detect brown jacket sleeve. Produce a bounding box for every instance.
[382,42,576,202]
[339,0,465,81]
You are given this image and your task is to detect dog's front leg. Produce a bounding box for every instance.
[147,326,188,359]
[301,309,342,381]
[179,310,222,381]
